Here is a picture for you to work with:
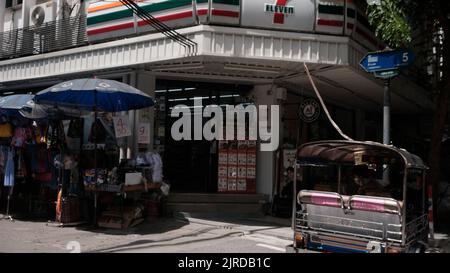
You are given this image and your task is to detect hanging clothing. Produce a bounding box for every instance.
[99,117,117,149]
[28,143,51,174]
[11,127,32,148]
[0,123,13,138]
[15,149,27,179]
[4,148,14,187]
[88,119,107,143]
[32,123,48,144]
[47,121,66,150]
[0,146,8,175]
[67,119,83,138]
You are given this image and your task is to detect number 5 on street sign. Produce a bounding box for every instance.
[360,49,415,73]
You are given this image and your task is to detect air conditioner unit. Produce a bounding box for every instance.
[29,2,57,28]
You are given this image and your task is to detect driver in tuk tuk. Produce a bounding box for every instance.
[343,165,386,196]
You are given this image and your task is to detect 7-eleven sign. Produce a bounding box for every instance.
[265,0,294,24]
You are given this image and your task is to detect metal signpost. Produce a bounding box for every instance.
[360,49,415,145]
[360,49,415,185]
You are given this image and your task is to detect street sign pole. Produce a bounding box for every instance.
[383,79,391,185]
[383,79,391,145]
[360,49,415,185]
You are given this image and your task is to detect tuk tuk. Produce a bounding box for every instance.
[286,140,429,253]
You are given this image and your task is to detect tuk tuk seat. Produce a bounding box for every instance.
[348,195,403,215]
[298,190,344,208]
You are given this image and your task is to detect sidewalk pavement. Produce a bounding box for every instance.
[2,211,450,253]
[0,212,293,253]
[174,212,293,241]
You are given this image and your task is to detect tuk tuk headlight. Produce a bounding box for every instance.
[385,246,402,253]
[294,232,306,248]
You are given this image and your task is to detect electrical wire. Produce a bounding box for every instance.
[303,62,354,141]
[119,0,197,55]
[120,0,192,47]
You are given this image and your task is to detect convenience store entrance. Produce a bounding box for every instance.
[153,80,253,193]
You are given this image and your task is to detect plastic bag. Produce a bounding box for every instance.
[136,153,148,166]
[145,152,163,182]
[160,181,170,196]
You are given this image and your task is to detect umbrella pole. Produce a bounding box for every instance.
[60,122,65,199]
[3,186,14,221]
[93,110,98,227]
[93,89,98,227]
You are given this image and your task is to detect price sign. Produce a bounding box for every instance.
[138,123,150,144]
[113,116,131,138]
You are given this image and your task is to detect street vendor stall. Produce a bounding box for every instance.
[33,78,158,228]
[0,94,89,221]
[0,94,47,221]
[0,79,162,230]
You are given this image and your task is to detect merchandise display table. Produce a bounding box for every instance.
[85,182,162,229]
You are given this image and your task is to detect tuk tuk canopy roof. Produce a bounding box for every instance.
[297,140,427,169]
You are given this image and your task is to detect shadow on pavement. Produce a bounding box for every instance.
[90,226,243,253]
[175,212,291,228]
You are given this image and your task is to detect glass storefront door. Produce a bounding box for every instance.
[154,80,252,193]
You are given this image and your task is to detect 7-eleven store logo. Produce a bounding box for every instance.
[264,0,294,24]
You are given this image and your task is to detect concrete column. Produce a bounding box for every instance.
[125,71,156,157]
[119,74,131,159]
[136,71,156,152]
[250,84,284,198]
[21,0,36,55]
[127,73,137,159]
[22,0,36,28]
[0,3,6,46]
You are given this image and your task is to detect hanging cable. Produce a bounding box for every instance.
[120,0,194,49]
[303,62,354,141]
[119,0,197,55]
[120,0,192,43]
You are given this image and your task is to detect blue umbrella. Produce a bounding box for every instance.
[0,94,89,120]
[34,78,155,112]
[0,94,34,117]
[19,100,93,120]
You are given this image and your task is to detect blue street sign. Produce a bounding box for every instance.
[360,49,415,73]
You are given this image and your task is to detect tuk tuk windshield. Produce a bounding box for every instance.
[299,162,405,201]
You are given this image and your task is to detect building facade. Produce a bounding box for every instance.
[0,0,434,207]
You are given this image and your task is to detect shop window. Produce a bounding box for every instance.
[5,0,22,8]
[5,0,13,8]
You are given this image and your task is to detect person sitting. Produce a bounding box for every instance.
[343,165,386,196]
[272,167,301,218]
[342,165,367,195]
